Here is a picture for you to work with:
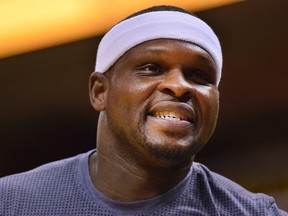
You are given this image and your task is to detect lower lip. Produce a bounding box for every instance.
[147,115,193,130]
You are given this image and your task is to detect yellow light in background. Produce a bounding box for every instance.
[0,0,242,58]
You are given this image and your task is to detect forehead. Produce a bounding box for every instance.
[115,39,216,67]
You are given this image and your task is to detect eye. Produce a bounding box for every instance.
[136,64,163,75]
[185,70,213,85]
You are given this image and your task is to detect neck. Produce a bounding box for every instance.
[89,147,193,202]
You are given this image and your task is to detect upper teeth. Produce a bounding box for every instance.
[155,112,183,121]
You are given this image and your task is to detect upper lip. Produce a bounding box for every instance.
[148,101,195,123]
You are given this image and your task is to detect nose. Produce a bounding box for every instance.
[158,68,193,100]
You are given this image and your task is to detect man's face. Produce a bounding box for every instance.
[103,39,219,162]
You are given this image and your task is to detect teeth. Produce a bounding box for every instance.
[155,112,183,121]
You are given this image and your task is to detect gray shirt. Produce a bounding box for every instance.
[0,150,287,215]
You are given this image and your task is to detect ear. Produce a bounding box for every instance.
[89,72,109,111]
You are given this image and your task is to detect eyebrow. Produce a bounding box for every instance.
[197,53,215,64]
[132,44,216,68]
[141,47,214,63]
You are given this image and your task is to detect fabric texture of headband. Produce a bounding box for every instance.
[95,11,222,85]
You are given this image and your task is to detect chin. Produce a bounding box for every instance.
[143,139,199,161]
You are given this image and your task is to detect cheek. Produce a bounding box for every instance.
[128,78,159,96]
[120,78,160,107]
[197,87,219,126]
[193,88,219,146]
[197,86,219,108]
[107,79,157,119]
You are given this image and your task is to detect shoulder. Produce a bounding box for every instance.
[0,153,83,213]
[190,162,286,215]
[0,153,79,185]
[192,162,269,199]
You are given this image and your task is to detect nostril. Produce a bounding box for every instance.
[179,92,192,102]
[161,87,192,102]
[162,88,175,96]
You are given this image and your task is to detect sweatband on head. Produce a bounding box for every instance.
[95,11,223,85]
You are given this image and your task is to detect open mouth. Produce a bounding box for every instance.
[152,111,191,122]
[148,101,195,124]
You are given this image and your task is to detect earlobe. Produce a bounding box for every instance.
[89,72,109,111]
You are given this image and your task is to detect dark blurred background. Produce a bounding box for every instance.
[0,0,287,210]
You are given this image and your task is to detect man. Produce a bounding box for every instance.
[0,5,287,216]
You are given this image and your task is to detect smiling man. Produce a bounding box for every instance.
[0,5,287,216]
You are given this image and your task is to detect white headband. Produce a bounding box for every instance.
[95,11,222,84]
